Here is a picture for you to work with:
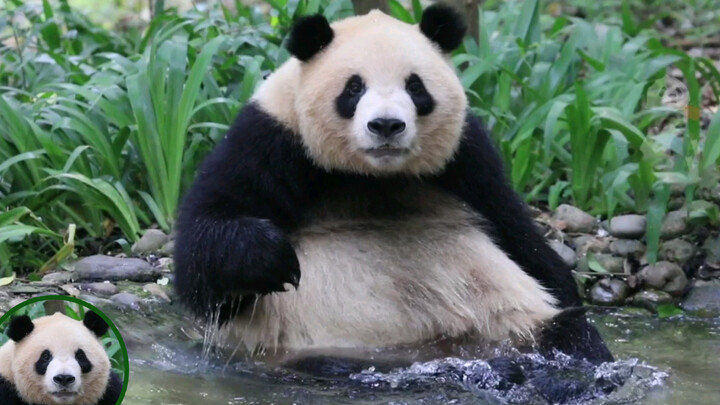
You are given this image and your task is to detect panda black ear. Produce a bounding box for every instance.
[420,3,467,52]
[286,14,334,61]
[7,315,34,342]
[83,311,109,337]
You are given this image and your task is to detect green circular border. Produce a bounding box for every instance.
[0,295,129,405]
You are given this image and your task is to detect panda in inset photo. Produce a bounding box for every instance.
[0,312,122,405]
[175,4,613,367]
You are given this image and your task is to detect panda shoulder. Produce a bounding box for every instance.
[95,371,123,405]
[0,374,28,405]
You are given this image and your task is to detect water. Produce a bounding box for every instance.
[108,304,719,404]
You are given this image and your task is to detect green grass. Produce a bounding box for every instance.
[0,0,718,277]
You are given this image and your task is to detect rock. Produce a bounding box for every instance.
[60,284,81,297]
[638,261,688,296]
[159,240,175,256]
[157,257,174,272]
[681,280,720,315]
[629,290,673,312]
[110,293,144,311]
[609,239,646,258]
[74,255,161,282]
[702,235,720,267]
[659,239,696,264]
[143,283,171,303]
[42,272,76,284]
[589,279,629,306]
[553,204,597,233]
[78,294,112,307]
[668,196,685,210]
[549,240,578,267]
[573,235,611,257]
[578,253,624,274]
[661,210,690,239]
[132,229,169,255]
[78,282,119,297]
[607,215,646,239]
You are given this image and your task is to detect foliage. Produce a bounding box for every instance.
[0,0,718,276]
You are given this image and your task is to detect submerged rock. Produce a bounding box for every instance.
[659,239,696,264]
[629,290,673,312]
[607,215,646,239]
[589,279,630,306]
[132,229,169,255]
[74,255,161,282]
[554,205,597,233]
[681,280,720,315]
[638,261,688,296]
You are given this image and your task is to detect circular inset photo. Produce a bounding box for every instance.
[0,296,128,405]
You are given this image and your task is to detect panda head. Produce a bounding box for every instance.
[6,311,111,405]
[286,4,467,175]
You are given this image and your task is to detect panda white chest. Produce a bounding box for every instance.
[229,184,558,353]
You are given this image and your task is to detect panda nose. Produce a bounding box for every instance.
[367,118,406,139]
[53,374,75,387]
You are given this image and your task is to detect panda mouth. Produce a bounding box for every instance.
[364,146,409,158]
[52,390,78,398]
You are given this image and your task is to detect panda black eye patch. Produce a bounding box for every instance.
[336,74,366,119]
[75,349,93,373]
[35,349,52,375]
[405,73,435,116]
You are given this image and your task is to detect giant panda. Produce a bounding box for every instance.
[175,4,613,366]
[0,312,122,405]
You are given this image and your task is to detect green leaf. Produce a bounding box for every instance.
[656,304,683,319]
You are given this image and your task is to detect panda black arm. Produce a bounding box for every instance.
[434,113,613,363]
[96,371,122,405]
[0,375,29,405]
[175,102,321,321]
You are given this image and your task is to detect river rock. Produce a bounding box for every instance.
[702,235,720,267]
[549,240,578,267]
[661,210,690,239]
[609,239,646,258]
[553,204,597,233]
[42,272,76,284]
[159,240,175,256]
[638,261,688,296]
[589,279,629,306]
[681,280,720,315]
[143,283,171,303]
[74,255,161,282]
[132,229,169,255]
[668,196,685,210]
[629,290,673,312]
[659,239,696,264]
[578,253,624,274]
[110,292,144,311]
[573,235,611,257]
[607,215,646,239]
[78,282,119,297]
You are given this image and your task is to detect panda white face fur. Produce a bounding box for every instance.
[254,10,467,175]
[0,313,111,405]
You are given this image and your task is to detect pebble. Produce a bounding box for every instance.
[702,235,720,267]
[549,240,578,267]
[573,235,611,257]
[578,253,625,274]
[638,261,688,296]
[681,280,720,315]
[110,292,144,311]
[143,283,172,303]
[609,239,646,258]
[132,229,169,255]
[589,279,629,306]
[607,215,646,239]
[659,239,696,264]
[553,204,597,233]
[74,255,161,282]
[78,282,119,297]
[661,210,690,239]
[160,240,175,256]
[629,290,673,312]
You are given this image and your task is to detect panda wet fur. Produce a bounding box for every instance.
[0,313,122,405]
[175,3,612,367]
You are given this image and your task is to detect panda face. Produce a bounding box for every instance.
[9,313,110,405]
[291,11,467,175]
